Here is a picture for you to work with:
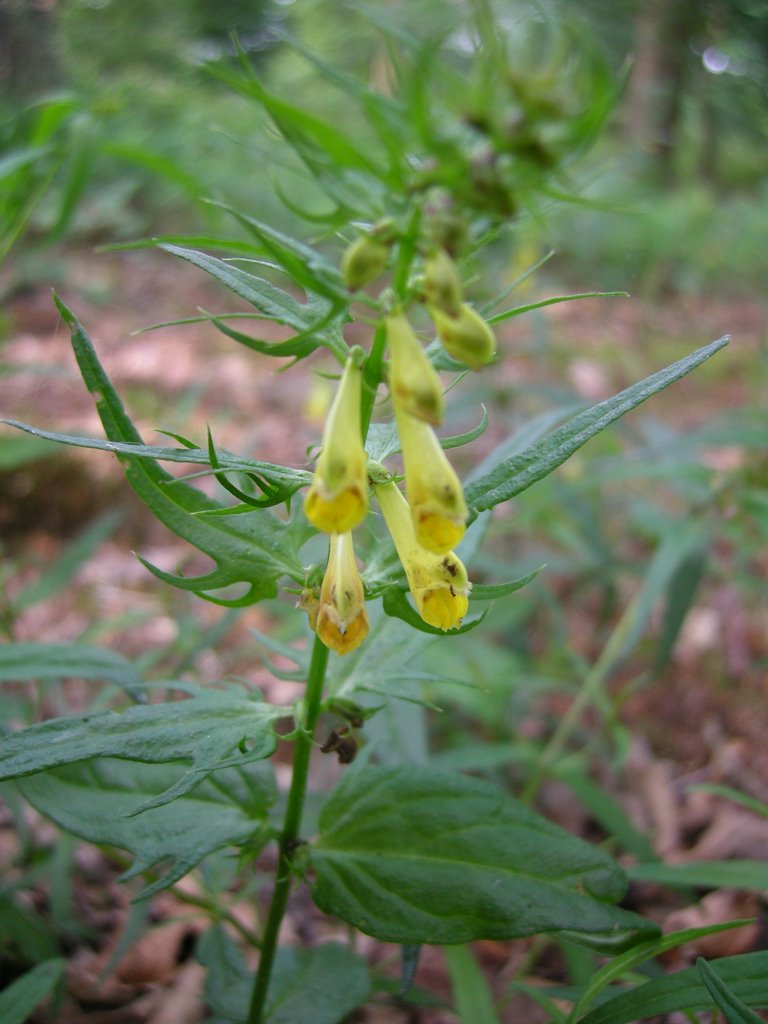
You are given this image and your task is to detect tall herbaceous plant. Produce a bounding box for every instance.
[1,8,731,1024]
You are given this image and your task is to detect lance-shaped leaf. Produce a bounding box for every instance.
[0,959,66,1024]
[208,202,348,303]
[310,766,658,950]
[464,336,729,516]
[0,683,286,810]
[696,957,767,1024]
[160,244,349,360]
[52,297,304,603]
[17,759,274,900]
[0,421,312,500]
[578,951,768,1024]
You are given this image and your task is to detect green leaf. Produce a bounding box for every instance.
[688,784,768,819]
[487,292,628,326]
[311,766,658,949]
[697,957,767,1024]
[159,244,349,359]
[208,202,348,302]
[2,420,311,496]
[17,759,274,900]
[464,336,730,515]
[381,587,487,635]
[0,892,60,962]
[200,925,371,1024]
[578,951,768,1024]
[0,959,65,1024]
[0,642,143,700]
[628,860,768,890]
[0,684,285,809]
[569,921,756,1021]
[50,297,304,603]
[468,567,543,601]
[443,945,501,1024]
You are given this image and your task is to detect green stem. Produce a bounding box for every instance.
[245,634,330,1024]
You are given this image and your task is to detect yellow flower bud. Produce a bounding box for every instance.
[341,235,389,291]
[316,532,369,655]
[423,248,463,317]
[386,311,444,426]
[375,481,470,631]
[304,358,368,533]
[394,399,467,553]
[430,302,497,370]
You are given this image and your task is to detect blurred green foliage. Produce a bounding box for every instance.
[1,0,766,291]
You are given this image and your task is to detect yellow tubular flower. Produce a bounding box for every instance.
[430,302,497,371]
[375,481,470,631]
[304,358,368,533]
[394,398,468,554]
[386,311,444,427]
[316,532,369,655]
[423,248,463,317]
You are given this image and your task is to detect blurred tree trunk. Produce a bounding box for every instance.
[624,0,706,183]
[0,0,62,103]
[655,0,704,180]
[624,0,661,155]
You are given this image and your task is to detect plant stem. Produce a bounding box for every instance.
[245,634,330,1024]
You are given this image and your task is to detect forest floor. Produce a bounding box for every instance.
[1,248,766,1023]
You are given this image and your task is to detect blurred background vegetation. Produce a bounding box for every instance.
[1,2,767,1018]
[1,0,767,292]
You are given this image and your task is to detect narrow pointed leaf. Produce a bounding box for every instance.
[465,337,729,515]
[487,291,627,326]
[2,420,311,493]
[50,297,304,601]
[0,959,66,1024]
[469,567,542,601]
[696,957,767,1024]
[578,951,768,1024]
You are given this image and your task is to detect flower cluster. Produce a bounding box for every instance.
[302,235,497,655]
